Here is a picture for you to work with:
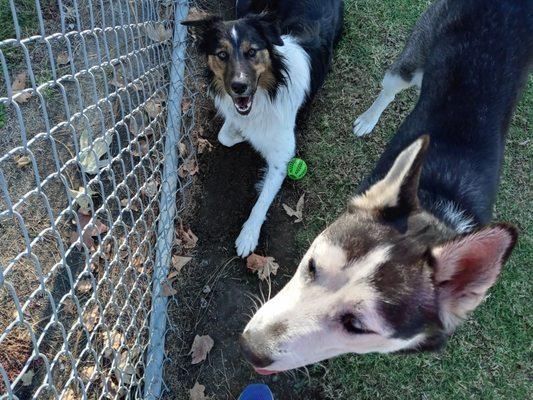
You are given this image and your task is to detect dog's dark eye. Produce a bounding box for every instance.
[308,258,316,280]
[341,313,373,335]
[246,48,256,57]
[217,51,228,60]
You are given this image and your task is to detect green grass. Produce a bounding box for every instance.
[297,1,532,398]
[0,104,6,129]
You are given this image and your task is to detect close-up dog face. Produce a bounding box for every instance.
[240,137,517,374]
[182,13,284,115]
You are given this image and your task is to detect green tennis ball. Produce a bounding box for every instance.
[287,158,307,180]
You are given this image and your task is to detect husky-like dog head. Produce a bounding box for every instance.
[241,136,517,374]
[182,12,286,115]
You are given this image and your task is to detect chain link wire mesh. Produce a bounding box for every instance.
[0,0,198,398]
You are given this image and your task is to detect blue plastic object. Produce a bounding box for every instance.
[238,383,274,400]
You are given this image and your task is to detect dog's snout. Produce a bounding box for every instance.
[231,81,248,95]
[239,332,273,368]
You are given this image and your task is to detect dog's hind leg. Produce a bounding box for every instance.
[218,120,245,147]
[353,71,420,137]
[353,0,444,137]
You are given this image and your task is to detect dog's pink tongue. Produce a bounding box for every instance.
[254,368,278,376]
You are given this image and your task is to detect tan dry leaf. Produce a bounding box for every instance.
[178,159,199,179]
[145,98,162,118]
[57,52,70,65]
[189,382,209,400]
[103,330,123,358]
[78,365,96,382]
[182,98,192,113]
[82,304,99,332]
[179,141,188,158]
[133,139,149,157]
[115,351,136,385]
[196,137,213,154]
[282,194,305,223]
[11,72,32,103]
[21,369,34,386]
[146,23,172,42]
[12,71,27,92]
[77,279,92,293]
[70,211,109,252]
[161,281,177,297]
[175,226,198,249]
[171,255,192,274]
[142,180,159,198]
[246,253,280,281]
[14,155,31,168]
[69,186,94,215]
[61,387,78,400]
[189,334,214,365]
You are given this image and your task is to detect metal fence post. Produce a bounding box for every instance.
[144,1,188,398]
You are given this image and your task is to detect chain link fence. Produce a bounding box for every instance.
[0,0,198,398]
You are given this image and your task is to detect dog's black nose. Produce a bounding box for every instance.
[231,81,248,95]
[239,332,273,368]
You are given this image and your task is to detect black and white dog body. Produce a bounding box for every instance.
[183,0,344,256]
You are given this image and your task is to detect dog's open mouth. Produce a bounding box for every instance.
[233,95,253,115]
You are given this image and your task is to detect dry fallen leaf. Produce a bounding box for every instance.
[196,137,213,154]
[161,281,177,297]
[78,365,96,382]
[146,23,172,42]
[179,141,188,158]
[189,382,209,400]
[115,351,137,385]
[57,52,70,65]
[145,98,162,118]
[282,194,305,223]
[182,98,192,113]
[246,253,280,281]
[82,304,99,331]
[189,334,214,365]
[69,186,95,215]
[77,279,92,293]
[70,211,109,252]
[142,180,159,198]
[12,71,27,92]
[11,72,32,103]
[103,330,123,358]
[175,226,198,249]
[171,255,192,274]
[14,154,31,168]
[61,387,78,400]
[133,139,149,157]
[178,159,199,178]
[21,369,34,386]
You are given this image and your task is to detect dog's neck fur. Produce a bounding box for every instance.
[419,190,475,234]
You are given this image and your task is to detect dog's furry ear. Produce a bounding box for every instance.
[181,12,222,29]
[350,135,429,217]
[247,12,284,46]
[431,224,517,333]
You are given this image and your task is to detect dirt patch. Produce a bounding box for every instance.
[164,109,326,398]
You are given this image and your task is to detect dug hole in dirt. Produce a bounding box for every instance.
[163,2,326,399]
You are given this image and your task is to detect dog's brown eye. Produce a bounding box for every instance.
[217,51,228,60]
[308,258,316,279]
[247,48,256,57]
[341,313,373,335]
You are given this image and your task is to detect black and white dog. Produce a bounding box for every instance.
[241,0,531,374]
[183,0,344,257]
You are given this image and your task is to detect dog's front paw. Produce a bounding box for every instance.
[235,221,260,258]
[353,110,379,137]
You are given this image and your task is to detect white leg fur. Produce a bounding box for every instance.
[353,71,423,137]
[218,121,245,147]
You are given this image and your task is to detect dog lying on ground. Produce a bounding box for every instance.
[240,0,532,374]
[183,0,344,257]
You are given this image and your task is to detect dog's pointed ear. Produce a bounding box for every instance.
[247,12,284,46]
[350,135,429,217]
[181,12,222,30]
[431,224,517,333]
